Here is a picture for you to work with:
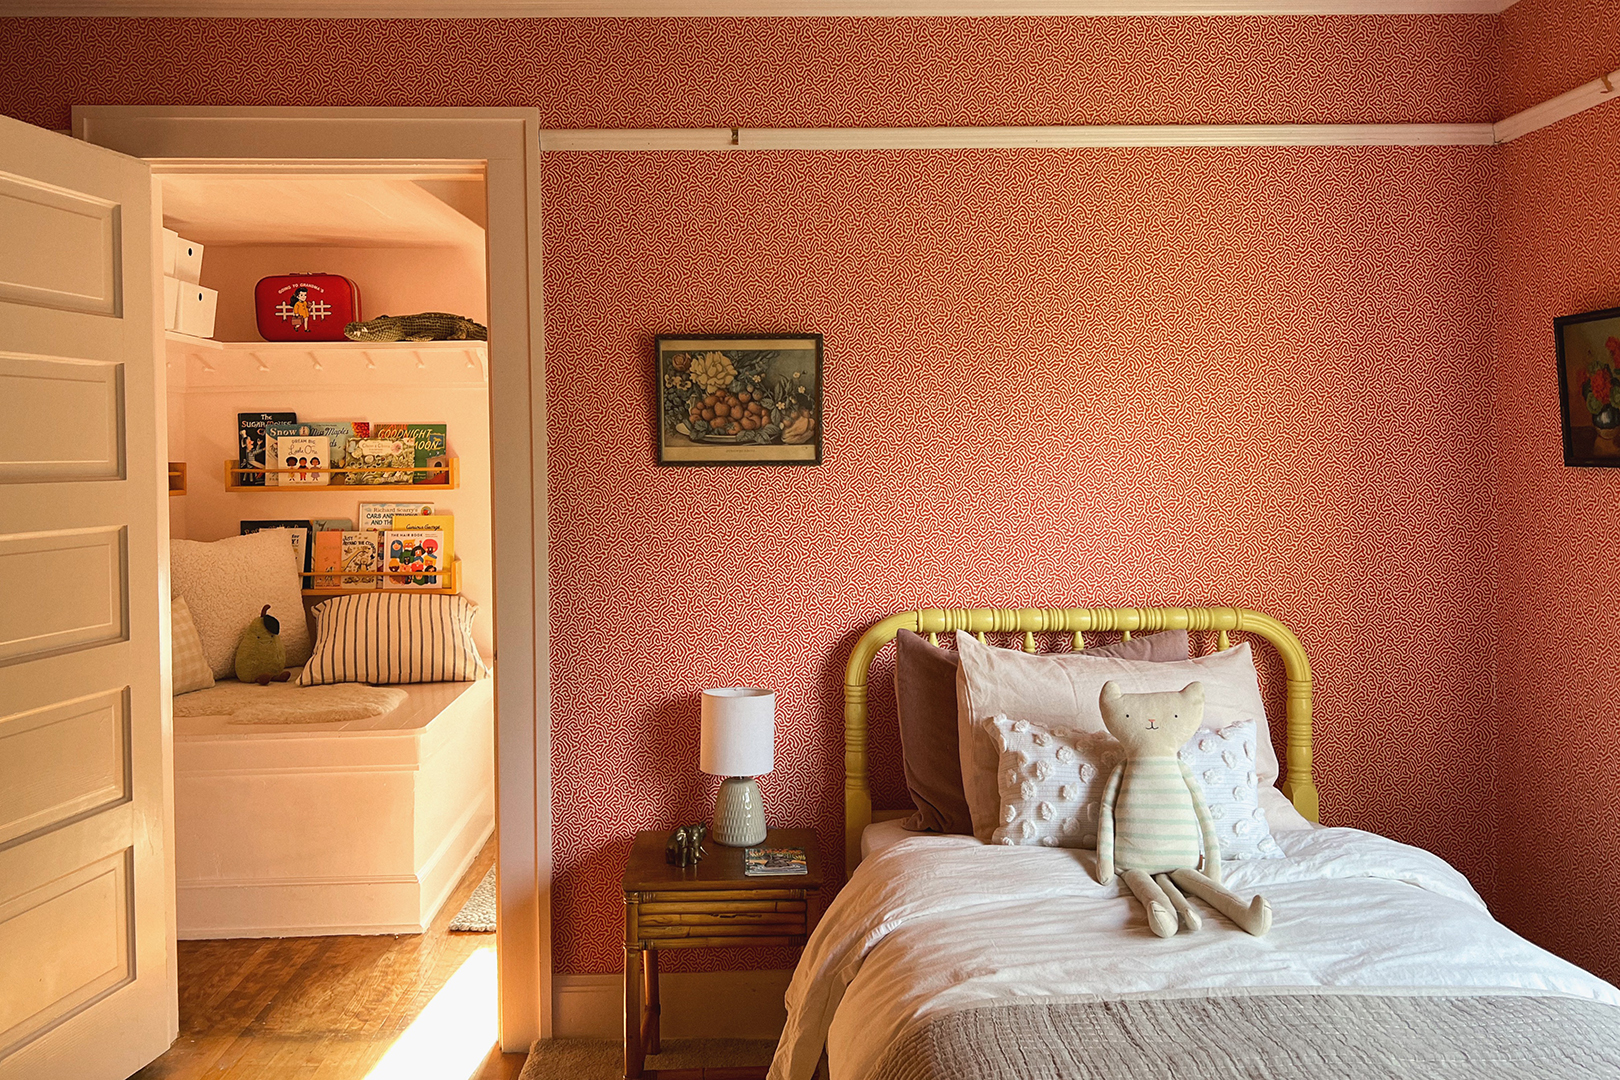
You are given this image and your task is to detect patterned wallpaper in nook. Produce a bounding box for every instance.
[545,145,1499,975]
[1491,102,1620,983]
[0,16,1498,132]
[1498,0,1620,116]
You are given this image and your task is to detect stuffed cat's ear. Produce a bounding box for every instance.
[1181,681,1205,704]
[1100,680,1123,704]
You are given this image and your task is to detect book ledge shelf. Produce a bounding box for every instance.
[225,459,460,492]
[303,557,462,597]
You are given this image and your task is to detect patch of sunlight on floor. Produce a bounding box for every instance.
[365,946,498,1080]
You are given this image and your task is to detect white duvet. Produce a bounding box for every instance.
[770,827,1620,1080]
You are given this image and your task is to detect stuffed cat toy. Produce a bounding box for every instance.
[1095,680,1271,938]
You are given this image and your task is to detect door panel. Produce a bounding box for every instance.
[0,114,175,1080]
[0,353,125,482]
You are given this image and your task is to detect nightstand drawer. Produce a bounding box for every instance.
[633,891,808,947]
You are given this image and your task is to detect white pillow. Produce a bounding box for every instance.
[171,530,311,679]
[170,594,215,695]
[299,592,488,686]
[986,715,1280,859]
[956,631,1276,842]
[1176,720,1281,860]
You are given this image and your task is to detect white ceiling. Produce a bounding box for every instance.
[0,0,1520,16]
[158,174,486,248]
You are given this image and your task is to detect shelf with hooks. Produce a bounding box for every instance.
[165,333,488,386]
[225,458,459,492]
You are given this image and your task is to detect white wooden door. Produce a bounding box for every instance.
[0,115,176,1079]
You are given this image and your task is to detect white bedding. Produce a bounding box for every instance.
[771,826,1620,1080]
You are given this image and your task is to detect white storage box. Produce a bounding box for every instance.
[175,283,217,338]
[163,275,180,331]
[162,228,205,284]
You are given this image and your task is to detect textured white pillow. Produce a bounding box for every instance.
[1177,720,1281,860]
[171,530,311,679]
[170,594,215,695]
[299,592,488,686]
[986,715,1281,860]
[957,631,1276,842]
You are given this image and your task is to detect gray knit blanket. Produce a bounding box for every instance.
[867,993,1620,1080]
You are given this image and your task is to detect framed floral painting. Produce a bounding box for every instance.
[1555,305,1620,467]
[656,334,823,466]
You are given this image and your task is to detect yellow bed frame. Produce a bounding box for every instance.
[843,607,1319,870]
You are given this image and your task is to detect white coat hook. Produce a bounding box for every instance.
[199,359,215,374]
[256,357,271,373]
[366,356,378,370]
[310,352,323,373]
[413,351,426,371]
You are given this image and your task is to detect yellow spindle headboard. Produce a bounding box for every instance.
[843,606,1319,871]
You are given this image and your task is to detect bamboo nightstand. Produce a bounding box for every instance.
[621,828,823,1080]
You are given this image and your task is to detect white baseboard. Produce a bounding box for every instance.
[553,969,793,1040]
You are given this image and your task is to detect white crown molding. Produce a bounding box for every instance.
[541,123,1497,150]
[1494,68,1620,143]
[0,0,1520,16]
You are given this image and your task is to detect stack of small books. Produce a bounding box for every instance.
[743,847,808,877]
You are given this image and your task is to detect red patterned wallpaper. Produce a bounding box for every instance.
[545,145,1500,974]
[1490,97,1620,977]
[1498,0,1620,116]
[0,16,1498,132]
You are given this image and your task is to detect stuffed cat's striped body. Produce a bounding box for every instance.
[1112,757,1202,873]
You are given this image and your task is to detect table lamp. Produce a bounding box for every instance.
[700,687,775,847]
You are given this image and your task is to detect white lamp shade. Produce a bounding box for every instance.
[699,688,775,777]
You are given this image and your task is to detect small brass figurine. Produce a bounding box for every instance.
[665,824,709,868]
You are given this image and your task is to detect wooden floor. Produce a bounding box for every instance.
[133,837,526,1080]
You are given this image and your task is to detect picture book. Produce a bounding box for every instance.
[299,421,361,471]
[310,531,344,589]
[743,848,808,877]
[340,531,382,589]
[278,434,331,486]
[262,421,302,487]
[312,517,354,533]
[358,502,435,532]
[237,411,295,487]
[382,529,447,589]
[349,423,413,485]
[240,519,314,578]
[407,423,449,485]
[389,514,454,571]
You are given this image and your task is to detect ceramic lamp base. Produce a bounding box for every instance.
[711,777,767,846]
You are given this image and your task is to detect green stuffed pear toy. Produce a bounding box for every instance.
[235,604,291,685]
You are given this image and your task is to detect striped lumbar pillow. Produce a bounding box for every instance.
[298,592,489,686]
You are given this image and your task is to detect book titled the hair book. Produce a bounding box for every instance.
[743,848,808,877]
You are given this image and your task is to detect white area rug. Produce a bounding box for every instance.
[449,866,497,932]
[172,679,408,724]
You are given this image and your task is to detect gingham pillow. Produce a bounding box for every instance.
[299,592,488,686]
[170,594,215,695]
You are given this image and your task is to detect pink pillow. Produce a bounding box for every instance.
[894,628,1190,834]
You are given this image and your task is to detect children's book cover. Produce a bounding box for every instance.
[350,423,413,485]
[383,529,446,589]
[299,421,360,471]
[407,423,449,485]
[311,531,344,589]
[340,531,383,589]
[278,434,331,486]
[312,517,354,533]
[358,502,435,531]
[240,519,315,577]
[238,411,295,487]
[389,514,454,570]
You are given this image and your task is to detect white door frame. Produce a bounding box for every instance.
[73,106,552,1050]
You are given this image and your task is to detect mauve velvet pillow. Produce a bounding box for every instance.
[893,627,1190,834]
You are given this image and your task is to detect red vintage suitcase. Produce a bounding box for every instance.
[254,274,361,342]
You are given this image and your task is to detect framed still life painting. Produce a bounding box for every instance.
[1555,305,1620,467]
[656,334,823,466]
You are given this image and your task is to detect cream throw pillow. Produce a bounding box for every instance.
[985,714,1281,859]
[299,592,488,686]
[171,530,311,679]
[955,631,1276,842]
[170,594,215,695]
